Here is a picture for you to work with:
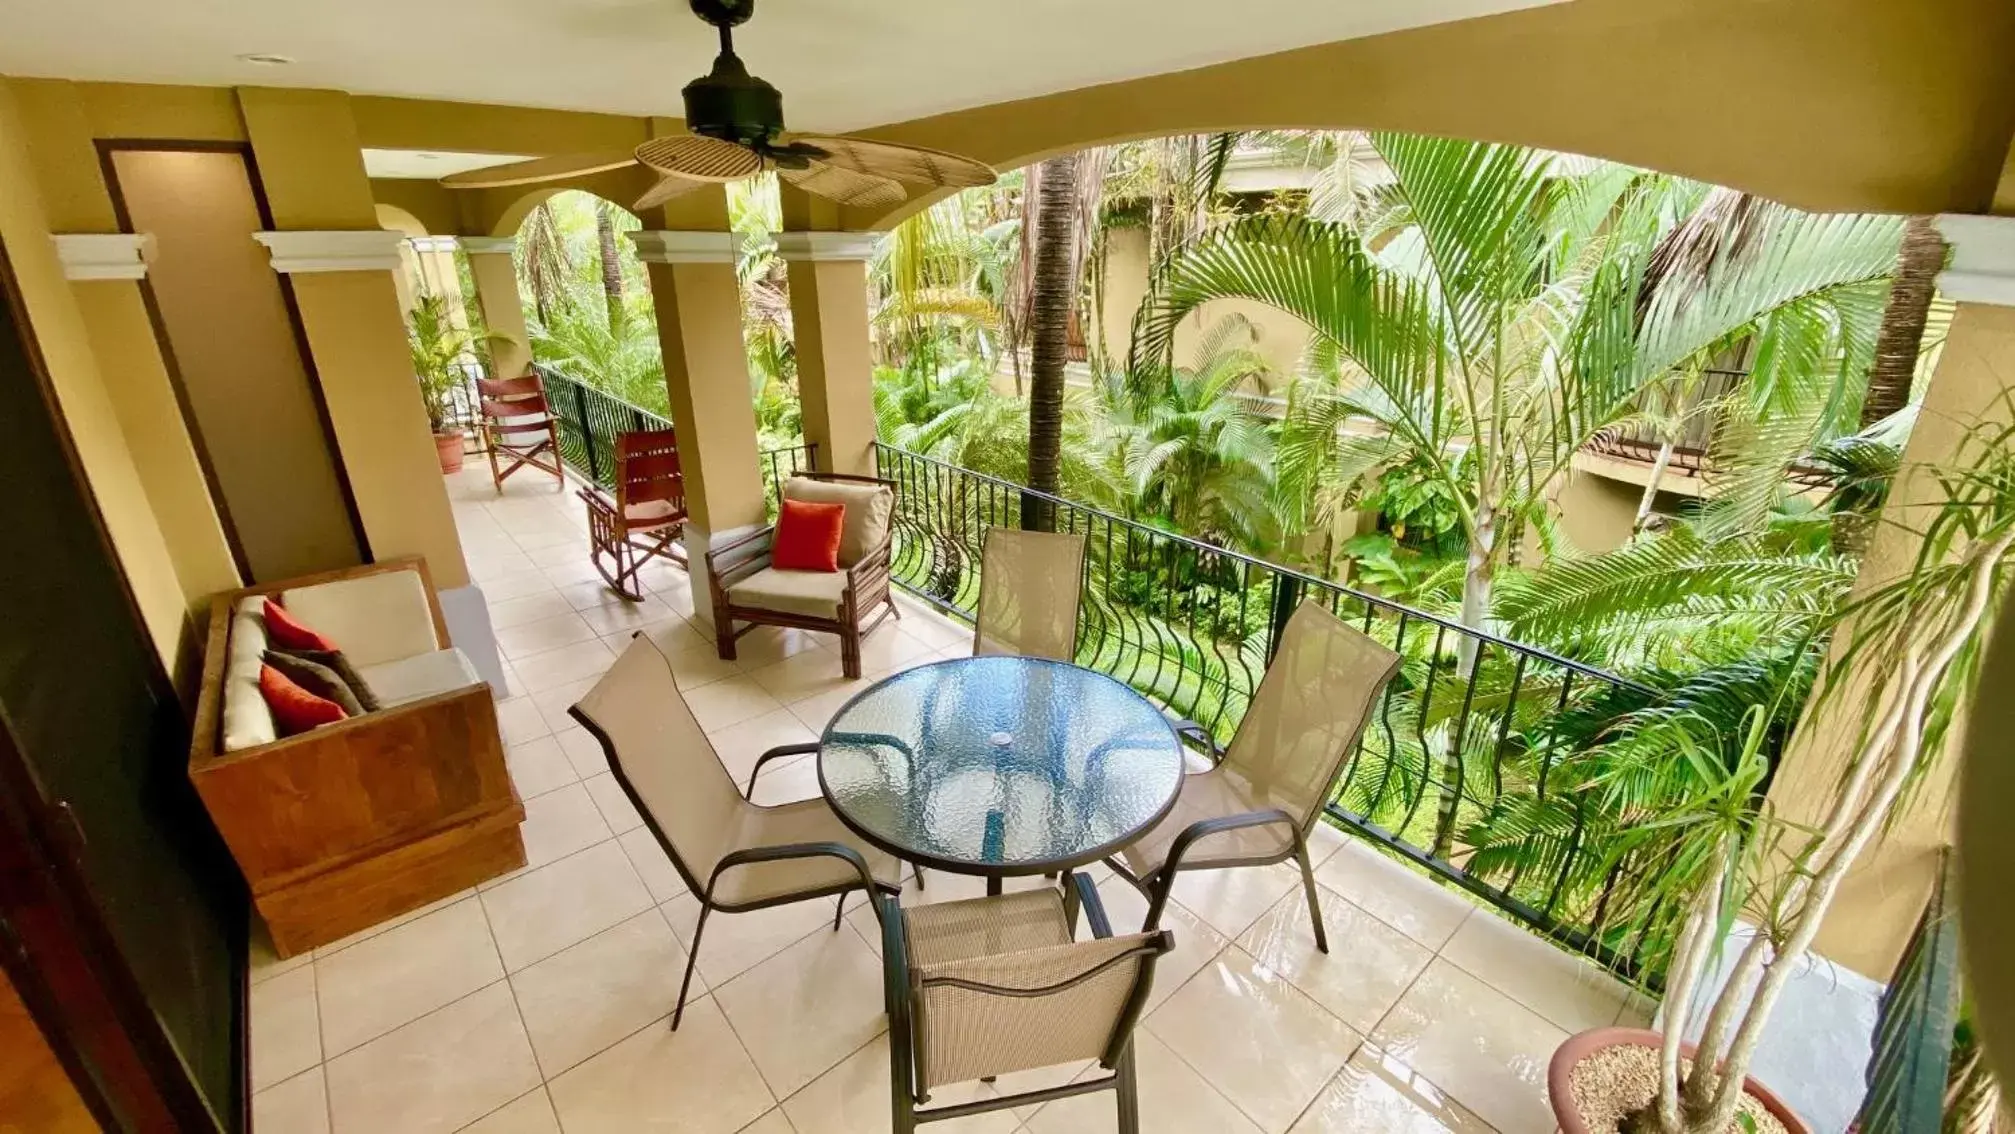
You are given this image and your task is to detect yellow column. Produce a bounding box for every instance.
[630,202,765,626]
[462,235,531,377]
[1768,212,2015,977]
[237,87,469,590]
[777,231,881,476]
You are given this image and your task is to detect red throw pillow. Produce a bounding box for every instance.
[259,663,349,736]
[263,597,338,652]
[772,498,846,573]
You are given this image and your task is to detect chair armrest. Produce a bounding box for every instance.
[706,524,778,563]
[706,840,898,930]
[1075,872,1113,939]
[1159,808,1298,881]
[578,486,617,518]
[1172,718,1225,761]
[705,526,778,593]
[745,741,820,800]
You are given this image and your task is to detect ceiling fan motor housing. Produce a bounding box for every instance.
[682,57,785,147]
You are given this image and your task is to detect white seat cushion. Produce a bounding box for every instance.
[222,596,277,752]
[359,648,484,708]
[782,478,892,568]
[282,570,441,667]
[727,567,849,620]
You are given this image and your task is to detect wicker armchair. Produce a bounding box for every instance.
[476,374,563,490]
[580,429,688,601]
[1105,601,1401,952]
[705,473,899,679]
[973,528,1085,661]
[883,881,1173,1133]
[569,633,902,1028]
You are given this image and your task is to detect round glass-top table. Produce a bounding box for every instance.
[817,656,1185,889]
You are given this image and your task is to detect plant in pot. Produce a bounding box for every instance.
[407,294,515,474]
[1549,413,2015,1134]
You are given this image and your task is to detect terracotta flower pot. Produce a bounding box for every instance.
[1548,1026,1809,1134]
[434,431,466,475]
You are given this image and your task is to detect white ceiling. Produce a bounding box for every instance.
[1,0,1567,138]
[362,148,534,178]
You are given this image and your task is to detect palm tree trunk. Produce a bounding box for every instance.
[596,202,625,330]
[1634,439,1676,534]
[1024,153,1078,532]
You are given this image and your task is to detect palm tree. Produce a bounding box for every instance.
[594,200,626,329]
[517,201,570,326]
[1024,152,1079,532]
[1861,216,1946,429]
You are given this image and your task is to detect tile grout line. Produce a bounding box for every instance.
[449,881,544,1134]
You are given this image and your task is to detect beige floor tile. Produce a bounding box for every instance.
[498,783,611,877]
[511,639,615,693]
[1146,949,1362,1133]
[1303,821,1352,868]
[662,892,836,987]
[1615,991,1656,1028]
[511,525,586,553]
[583,771,646,833]
[618,826,690,903]
[317,898,504,1057]
[739,1109,797,1134]
[461,1087,561,1133]
[685,675,788,732]
[730,626,831,670]
[708,708,820,788]
[852,626,940,674]
[787,676,894,734]
[512,909,695,1077]
[559,579,641,612]
[578,595,677,637]
[1313,843,1473,949]
[495,697,552,746]
[1236,887,1432,1033]
[780,1036,1015,1134]
[483,840,653,971]
[748,648,881,706]
[748,754,824,804]
[253,1067,330,1134]
[530,676,606,732]
[468,549,538,583]
[1166,860,1302,941]
[490,591,582,632]
[1369,961,1565,1134]
[1077,875,1228,1012]
[547,996,775,1134]
[505,736,580,800]
[553,724,611,779]
[324,982,540,1134]
[542,558,608,590]
[312,889,476,960]
[526,539,591,568]
[1438,911,1631,1035]
[496,612,600,661]
[634,624,745,691]
[250,919,313,985]
[485,569,561,603]
[1024,1032,1262,1134]
[1289,1048,1497,1134]
[895,609,973,652]
[714,928,888,1098]
[251,964,321,1092]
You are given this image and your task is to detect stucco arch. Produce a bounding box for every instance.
[375,202,430,237]
[472,166,658,238]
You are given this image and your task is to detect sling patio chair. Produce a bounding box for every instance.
[580,428,688,601]
[570,632,902,1028]
[705,472,899,679]
[476,373,564,491]
[1104,600,1401,952]
[972,527,1085,661]
[883,879,1173,1133]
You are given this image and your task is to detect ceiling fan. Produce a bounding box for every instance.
[439,0,998,213]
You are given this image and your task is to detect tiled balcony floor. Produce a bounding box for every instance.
[247,465,1651,1134]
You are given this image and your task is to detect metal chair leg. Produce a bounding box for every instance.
[1295,835,1329,954]
[833,892,847,930]
[1115,1042,1142,1134]
[1141,875,1175,934]
[673,903,710,1030]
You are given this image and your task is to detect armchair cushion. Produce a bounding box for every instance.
[727,566,850,620]
[262,598,337,652]
[772,498,846,573]
[281,570,441,667]
[359,648,484,708]
[783,477,892,568]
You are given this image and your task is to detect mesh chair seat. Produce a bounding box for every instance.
[718,798,902,906]
[1117,766,1298,879]
[904,889,1073,967]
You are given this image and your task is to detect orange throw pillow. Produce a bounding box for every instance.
[772,498,846,573]
[263,597,338,652]
[259,663,349,736]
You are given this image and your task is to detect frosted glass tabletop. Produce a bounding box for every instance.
[817,656,1185,877]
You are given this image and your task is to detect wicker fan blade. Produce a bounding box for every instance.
[632,173,706,212]
[789,136,996,189]
[778,162,908,210]
[439,150,639,189]
[634,134,764,182]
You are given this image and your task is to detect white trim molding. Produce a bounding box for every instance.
[774,231,879,262]
[629,230,742,265]
[1934,214,2015,306]
[253,229,408,274]
[407,235,461,255]
[52,233,154,281]
[459,235,517,255]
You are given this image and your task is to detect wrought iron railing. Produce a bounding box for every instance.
[1858,850,1962,1132]
[538,367,816,507]
[874,441,1665,978]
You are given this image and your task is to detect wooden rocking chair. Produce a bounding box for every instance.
[580,429,689,601]
[477,374,564,490]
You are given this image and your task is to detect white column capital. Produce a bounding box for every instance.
[51,233,154,281]
[1934,214,2015,306]
[629,230,742,264]
[408,235,461,254]
[459,235,517,255]
[254,230,407,273]
[773,231,880,263]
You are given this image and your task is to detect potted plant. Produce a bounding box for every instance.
[407,294,515,474]
[1549,414,2015,1133]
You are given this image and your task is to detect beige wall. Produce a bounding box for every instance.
[0,79,192,677]
[1096,225,1312,378]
